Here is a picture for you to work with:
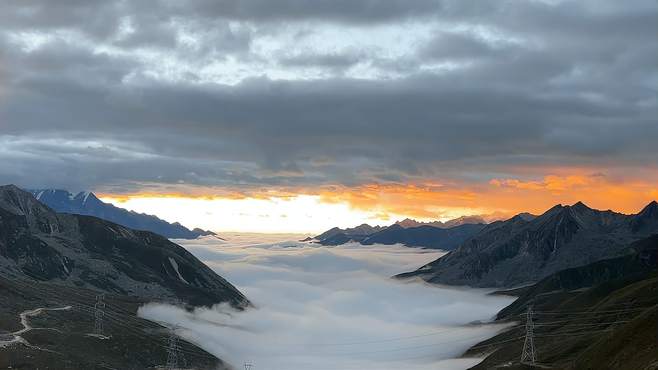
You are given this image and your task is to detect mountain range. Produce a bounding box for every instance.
[312,216,487,250]
[2,183,657,369]
[398,201,658,288]
[30,189,216,239]
[309,203,658,368]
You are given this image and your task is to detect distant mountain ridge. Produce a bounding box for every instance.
[29,189,216,239]
[312,216,487,250]
[398,201,658,288]
[395,215,487,229]
[362,223,485,250]
[312,224,386,245]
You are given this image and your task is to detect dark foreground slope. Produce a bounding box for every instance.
[464,235,658,370]
[0,185,249,369]
[400,201,658,288]
[0,277,226,370]
[30,189,216,239]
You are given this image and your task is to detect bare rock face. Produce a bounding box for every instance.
[0,185,248,308]
[630,200,658,233]
[398,201,658,288]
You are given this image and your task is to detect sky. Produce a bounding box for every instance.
[139,235,515,370]
[1,0,657,232]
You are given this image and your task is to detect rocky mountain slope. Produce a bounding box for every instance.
[1,185,248,307]
[30,189,216,239]
[0,184,250,369]
[398,201,658,288]
[464,234,658,370]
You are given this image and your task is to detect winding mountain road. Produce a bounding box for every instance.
[0,306,71,349]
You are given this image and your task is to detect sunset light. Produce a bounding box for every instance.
[2,1,657,369]
[101,194,390,234]
[100,171,658,233]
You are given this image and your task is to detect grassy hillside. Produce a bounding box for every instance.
[465,235,658,370]
[0,277,226,370]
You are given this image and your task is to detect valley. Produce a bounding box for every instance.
[2,1,656,368]
[0,186,656,369]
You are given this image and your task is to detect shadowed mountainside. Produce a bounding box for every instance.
[1,185,248,307]
[0,184,250,369]
[399,201,658,288]
[464,234,658,370]
[0,277,227,370]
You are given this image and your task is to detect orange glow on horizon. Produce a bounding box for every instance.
[99,170,658,233]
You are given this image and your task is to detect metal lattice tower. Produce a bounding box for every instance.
[93,294,106,336]
[521,305,537,365]
[166,326,180,370]
[244,363,254,370]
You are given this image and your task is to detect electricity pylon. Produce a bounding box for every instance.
[521,304,537,365]
[93,294,106,336]
[166,326,180,370]
[244,363,254,370]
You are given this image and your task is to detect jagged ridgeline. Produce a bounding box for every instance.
[399,201,658,288]
[29,188,217,239]
[311,217,487,250]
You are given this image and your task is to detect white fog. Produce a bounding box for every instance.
[139,235,515,370]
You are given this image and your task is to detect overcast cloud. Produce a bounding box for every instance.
[0,0,656,192]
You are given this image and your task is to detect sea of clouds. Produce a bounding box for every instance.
[139,234,515,370]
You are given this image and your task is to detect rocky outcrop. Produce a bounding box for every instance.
[1,185,248,308]
[398,201,658,288]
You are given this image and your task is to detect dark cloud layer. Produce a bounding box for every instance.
[0,0,656,192]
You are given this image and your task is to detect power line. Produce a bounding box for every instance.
[301,325,503,347]
[529,307,650,315]
[534,320,630,329]
[7,279,216,362]
[7,277,656,368]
